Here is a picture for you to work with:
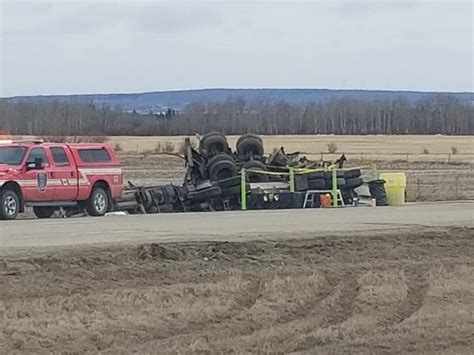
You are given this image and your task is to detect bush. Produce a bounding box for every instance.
[327,142,338,154]
[114,143,123,152]
[451,146,458,155]
[154,142,162,153]
[153,141,175,153]
[422,147,429,154]
[162,142,175,153]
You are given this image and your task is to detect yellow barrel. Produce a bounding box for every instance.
[379,173,406,206]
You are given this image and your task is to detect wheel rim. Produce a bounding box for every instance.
[4,196,17,216]
[94,193,107,213]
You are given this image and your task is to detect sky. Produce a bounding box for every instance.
[0,0,472,97]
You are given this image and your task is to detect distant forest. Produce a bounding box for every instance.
[0,95,473,136]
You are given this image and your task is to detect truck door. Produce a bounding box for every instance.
[21,147,55,201]
[49,146,78,200]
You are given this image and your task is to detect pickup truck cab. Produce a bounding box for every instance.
[0,141,123,220]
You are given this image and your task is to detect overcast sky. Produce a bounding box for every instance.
[0,0,472,97]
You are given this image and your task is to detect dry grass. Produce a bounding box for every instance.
[107,135,474,163]
[1,227,473,353]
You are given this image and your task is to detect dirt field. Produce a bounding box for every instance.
[109,134,474,163]
[1,226,473,354]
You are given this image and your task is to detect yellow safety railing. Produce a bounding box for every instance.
[239,164,371,210]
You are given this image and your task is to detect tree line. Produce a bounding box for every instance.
[0,95,472,136]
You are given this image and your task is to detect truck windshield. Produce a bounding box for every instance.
[0,146,27,165]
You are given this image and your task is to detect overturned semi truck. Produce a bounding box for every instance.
[114,133,383,214]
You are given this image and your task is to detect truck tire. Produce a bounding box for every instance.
[237,135,264,160]
[200,132,229,157]
[0,189,20,220]
[368,179,388,206]
[331,178,346,189]
[307,179,326,190]
[86,187,109,216]
[33,207,55,219]
[344,169,361,179]
[345,177,364,189]
[324,170,345,179]
[306,171,325,180]
[237,133,262,146]
[208,154,238,181]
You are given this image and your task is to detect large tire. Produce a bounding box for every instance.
[237,135,264,160]
[306,171,325,180]
[344,169,362,179]
[324,170,345,180]
[86,187,109,216]
[33,207,55,219]
[345,177,364,189]
[200,132,229,157]
[368,179,388,206]
[243,160,269,182]
[208,154,237,181]
[332,178,346,189]
[237,133,262,146]
[0,189,20,220]
[307,179,327,190]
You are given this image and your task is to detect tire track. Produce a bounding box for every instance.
[274,272,335,325]
[380,266,429,326]
[291,271,360,353]
[232,277,264,310]
[322,271,360,327]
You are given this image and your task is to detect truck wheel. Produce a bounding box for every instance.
[0,189,20,220]
[33,207,55,219]
[237,134,264,160]
[200,132,229,157]
[86,187,109,216]
[208,154,237,181]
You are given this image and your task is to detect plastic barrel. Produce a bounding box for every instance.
[379,173,406,206]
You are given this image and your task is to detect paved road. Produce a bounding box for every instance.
[1,202,473,250]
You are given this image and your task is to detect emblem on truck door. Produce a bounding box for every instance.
[36,172,48,191]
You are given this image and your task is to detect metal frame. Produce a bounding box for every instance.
[302,190,345,208]
[240,165,347,210]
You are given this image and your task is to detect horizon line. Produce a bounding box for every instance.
[3,87,474,99]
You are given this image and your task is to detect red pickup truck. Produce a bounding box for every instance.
[0,141,123,220]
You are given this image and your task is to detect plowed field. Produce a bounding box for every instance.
[1,226,473,354]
